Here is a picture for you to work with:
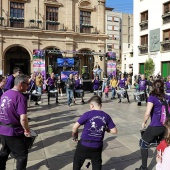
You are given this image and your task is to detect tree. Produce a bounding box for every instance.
[144,58,155,78]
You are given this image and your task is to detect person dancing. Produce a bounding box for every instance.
[136,80,169,170]
[117,74,130,103]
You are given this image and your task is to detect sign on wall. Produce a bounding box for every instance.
[107,60,116,76]
[33,50,46,79]
[150,28,160,52]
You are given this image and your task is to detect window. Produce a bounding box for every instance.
[108,35,112,40]
[107,44,112,49]
[114,26,119,31]
[107,25,112,30]
[114,35,119,40]
[107,16,112,21]
[124,55,126,60]
[141,11,148,22]
[46,6,59,31]
[114,44,119,49]
[124,64,126,70]
[141,35,148,45]
[10,2,24,28]
[114,17,119,22]
[163,29,170,40]
[80,11,91,33]
[164,2,170,14]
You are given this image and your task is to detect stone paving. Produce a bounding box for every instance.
[3,90,158,170]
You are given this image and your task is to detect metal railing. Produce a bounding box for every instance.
[75,25,99,34]
[0,19,67,31]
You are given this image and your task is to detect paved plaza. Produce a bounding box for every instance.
[3,90,157,170]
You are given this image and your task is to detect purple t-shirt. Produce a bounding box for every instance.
[47,77,56,87]
[166,82,170,93]
[148,95,166,127]
[139,80,147,91]
[78,110,116,148]
[119,79,126,88]
[0,89,27,136]
[4,75,15,91]
[75,79,80,89]
[93,79,100,90]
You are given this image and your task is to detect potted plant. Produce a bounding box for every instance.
[0,16,4,20]
[30,19,35,23]
[37,20,42,24]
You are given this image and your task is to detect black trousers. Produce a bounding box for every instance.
[119,90,130,102]
[140,126,165,168]
[73,141,102,170]
[0,135,28,170]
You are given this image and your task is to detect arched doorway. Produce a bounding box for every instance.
[44,47,62,76]
[4,46,30,75]
[77,49,94,79]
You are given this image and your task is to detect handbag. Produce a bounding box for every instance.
[160,99,170,125]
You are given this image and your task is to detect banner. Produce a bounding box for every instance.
[107,60,116,76]
[61,71,78,81]
[33,50,46,79]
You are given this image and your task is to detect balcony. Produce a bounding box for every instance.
[76,25,99,34]
[138,44,148,54]
[139,20,148,31]
[160,40,170,51]
[0,18,67,32]
[162,12,170,24]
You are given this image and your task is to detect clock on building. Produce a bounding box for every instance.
[150,28,160,52]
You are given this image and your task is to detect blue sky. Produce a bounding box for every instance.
[106,0,133,14]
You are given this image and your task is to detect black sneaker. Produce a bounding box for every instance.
[118,101,121,103]
[138,102,141,106]
[35,103,39,105]
[135,165,148,170]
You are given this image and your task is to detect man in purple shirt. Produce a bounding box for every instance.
[72,96,117,170]
[0,75,31,170]
[4,67,21,91]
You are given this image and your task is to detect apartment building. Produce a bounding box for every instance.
[121,14,133,75]
[133,0,170,78]
[105,8,133,74]
[0,0,107,78]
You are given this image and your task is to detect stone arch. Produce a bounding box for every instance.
[78,0,93,8]
[3,44,32,61]
[3,45,32,75]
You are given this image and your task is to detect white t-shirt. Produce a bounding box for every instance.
[156,146,170,170]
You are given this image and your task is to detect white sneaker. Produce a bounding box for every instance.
[61,94,63,97]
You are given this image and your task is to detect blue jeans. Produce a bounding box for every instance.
[37,87,42,94]
[66,88,73,105]
[111,87,116,98]
[102,82,107,92]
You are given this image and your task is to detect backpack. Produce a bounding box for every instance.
[160,100,170,125]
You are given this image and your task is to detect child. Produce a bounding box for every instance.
[104,85,109,98]
[72,96,117,170]
[156,118,170,170]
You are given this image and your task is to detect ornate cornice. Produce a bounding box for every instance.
[44,0,63,7]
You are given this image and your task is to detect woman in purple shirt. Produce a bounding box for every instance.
[92,75,100,91]
[136,80,168,170]
[165,75,170,93]
[74,74,85,104]
[117,74,130,103]
[45,72,56,91]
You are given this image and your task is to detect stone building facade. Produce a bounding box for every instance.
[0,0,107,78]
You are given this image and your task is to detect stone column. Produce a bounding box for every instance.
[97,0,105,34]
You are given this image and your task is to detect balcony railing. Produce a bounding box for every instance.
[76,25,99,34]
[161,40,170,51]
[138,44,148,54]
[0,18,67,31]
[162,12,170,24]
[139,20,148,31]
